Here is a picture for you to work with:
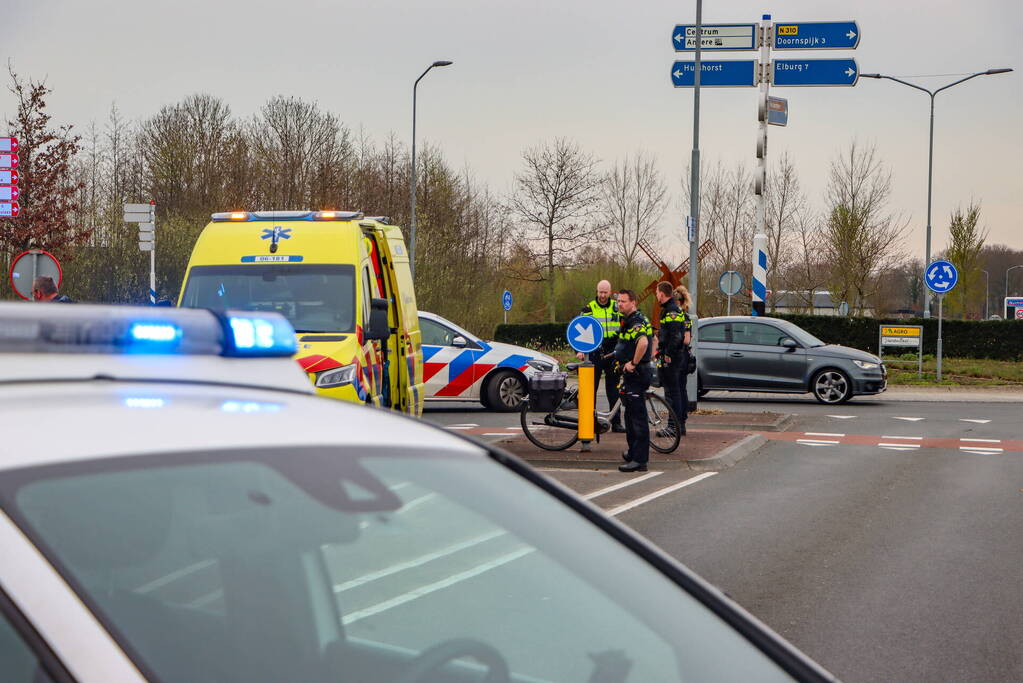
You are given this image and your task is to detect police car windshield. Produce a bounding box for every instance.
[181,264,355,333]
[2,447,794,683]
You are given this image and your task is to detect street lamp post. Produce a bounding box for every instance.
[1006,265,1023,316]
[410,60,453,280]
[861,68,1013,319]
[981,269,989,320]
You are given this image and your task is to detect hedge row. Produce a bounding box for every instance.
[493,315,1023,361]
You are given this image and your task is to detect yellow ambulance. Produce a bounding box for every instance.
[178,210,424,416]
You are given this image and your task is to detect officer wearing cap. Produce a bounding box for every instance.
[614,289,653,472]
[576,279,624,432]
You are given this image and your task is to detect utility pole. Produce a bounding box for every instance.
[686,0,702,411]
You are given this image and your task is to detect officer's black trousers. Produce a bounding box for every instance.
[661,360,687,431]
[589,352,622,426]
[621,374,650,464]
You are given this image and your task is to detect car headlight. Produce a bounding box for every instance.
[315,364,358,388]
[853,360,879,370]
[527,359,555,372]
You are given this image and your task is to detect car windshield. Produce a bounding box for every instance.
[181,264,355,334]
[2,448,793,683]
[779,322,826,348]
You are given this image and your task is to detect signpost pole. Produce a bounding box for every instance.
[685,0,703,413]
[751,15,771,317]
[936,294,944,381]
[149,203,156,305]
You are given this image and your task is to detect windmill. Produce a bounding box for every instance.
[636,238,715,324]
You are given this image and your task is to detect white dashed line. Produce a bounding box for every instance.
[959,446,1003,454]
[960,419,991,424]
[606,473,717,516]
[827,415,857,419]
[960,438,1001,443]
[881,435,923,440]
[583,471,664,500]
[878,442,921,449]
[805,432,845,437]
[446,426,475,430]
[893,417,926,422]
[880,446,919,451]
[797,439,840,446]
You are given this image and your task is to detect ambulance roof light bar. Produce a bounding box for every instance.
[211,210,364,222]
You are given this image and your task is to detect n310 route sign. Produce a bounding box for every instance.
[773,21,859,50]
[772,58,858,87]
[672,60,758,87]
[673,23,758,51]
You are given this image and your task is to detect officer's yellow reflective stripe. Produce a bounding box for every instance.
[620,322,652,340]
[661,313,686,323]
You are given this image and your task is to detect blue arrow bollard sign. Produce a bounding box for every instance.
[773,21,860,50]
[925,260,959,294]
[772,58,858,87]
[566,316,604,354]
[671,60,759,88]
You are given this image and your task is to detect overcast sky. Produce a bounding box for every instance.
[3,0,1021,263]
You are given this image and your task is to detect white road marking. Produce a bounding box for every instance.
[136,560,215,594]
[504,426,521,430]
[959,446,1003,454]
[960,419,991,424]
[797,439,840,445]
[583,471,663,499]
[606,473,717,516]
[827,415,857,419]
[334,472,718,625]
[893,417,926,422]
[482,433,514,436]
[880,446,918,451]
[341,547,535,625]
[333,530,506,594]
[881,435,923,440]
[448,423,478,427]
[446,426,475,430]
[960,438,1001,443]
[805,432,845,437]
[879,442,921,449]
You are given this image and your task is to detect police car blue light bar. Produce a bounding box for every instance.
[0,303,297,358]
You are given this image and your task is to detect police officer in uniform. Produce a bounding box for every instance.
[614,289,653,472]
[576,280,624,432]
[654,282,691,436]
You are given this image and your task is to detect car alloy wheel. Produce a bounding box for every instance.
[813,370,851,404]
[487,370,526,411]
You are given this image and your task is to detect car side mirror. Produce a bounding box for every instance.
[781,338,798,350]
[366,298,390,341]
[451,335,468,348]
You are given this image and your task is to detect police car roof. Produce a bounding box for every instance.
[0,381,483,471]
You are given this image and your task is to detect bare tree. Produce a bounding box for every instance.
[510,138,602,322]
[764,152,803,310]
[942,202,987,319]
[821,140,908,314]
[599,151,668,268]
[780,207,828,313]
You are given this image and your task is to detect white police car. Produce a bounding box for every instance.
[0,303,833,682]
[419,311,559,411]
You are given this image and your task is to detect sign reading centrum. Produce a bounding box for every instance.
[672,23,758,51]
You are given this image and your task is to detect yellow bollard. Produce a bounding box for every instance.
[577,362,595,450]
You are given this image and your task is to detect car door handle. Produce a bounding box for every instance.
[730,352,744,358]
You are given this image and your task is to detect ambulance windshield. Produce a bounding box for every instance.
[182,264,356,334]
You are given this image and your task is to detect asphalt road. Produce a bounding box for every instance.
[426,395,1023,681]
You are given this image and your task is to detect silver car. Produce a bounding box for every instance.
[696,316,887,404]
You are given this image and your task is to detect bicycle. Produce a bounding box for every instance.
[520,362,682,453]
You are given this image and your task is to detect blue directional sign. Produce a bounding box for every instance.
[773,21,860,50]
[566,315,604,354]
[772,58,858,87]
[925,260,959,294]
[671,60,758,88]
[502,290,513,311]
[673,23,758,51]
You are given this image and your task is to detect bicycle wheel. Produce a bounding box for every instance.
[646,392,681,454]
[520,393,580,451]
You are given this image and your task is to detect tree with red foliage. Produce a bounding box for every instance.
[0,67,89,261]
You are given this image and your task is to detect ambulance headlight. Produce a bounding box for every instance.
[316,364,358,388]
